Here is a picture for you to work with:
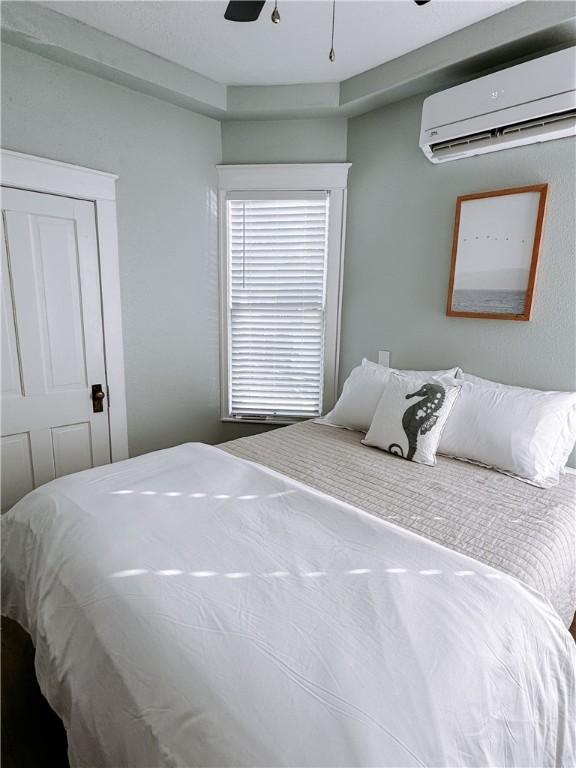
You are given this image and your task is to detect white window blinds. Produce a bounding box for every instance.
[226,193,330,419]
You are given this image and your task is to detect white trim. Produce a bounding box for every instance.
[217,164,350,424]
[218,188,231,422]
[1,149,118,201]
[1,149,128,461]
[564,466,576,476]
[95,200,129,461]
[216,163,351,192]
[331,187,348,404]
[322,187,346,408]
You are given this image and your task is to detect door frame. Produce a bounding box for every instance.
[1,148,129,462]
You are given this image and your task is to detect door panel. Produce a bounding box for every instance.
[1,238,23,400]
[28,430,56,489]
[1,187,111,512]
[32,215,88,392]
[1,433,35,511]
[52,423,93,478]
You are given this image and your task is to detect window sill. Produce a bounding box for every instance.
[221,416,313,426]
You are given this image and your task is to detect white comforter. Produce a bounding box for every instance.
[2,443,575,767]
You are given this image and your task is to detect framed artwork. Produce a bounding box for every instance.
[447,184,548,320]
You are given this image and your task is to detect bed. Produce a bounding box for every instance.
[2,423,575,767]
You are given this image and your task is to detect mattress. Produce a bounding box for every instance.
[221,420,576,626]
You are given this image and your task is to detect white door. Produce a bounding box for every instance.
[1,187,111,512]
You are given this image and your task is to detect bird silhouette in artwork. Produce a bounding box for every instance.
[388,383,446,461]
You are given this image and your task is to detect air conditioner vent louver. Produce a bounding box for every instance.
[431,131,493,154]
[430,108,576,157]
[501,108,576,135]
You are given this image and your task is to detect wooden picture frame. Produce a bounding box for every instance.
[447,184,548,321]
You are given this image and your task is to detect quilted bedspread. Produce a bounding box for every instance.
[221,421,576,626]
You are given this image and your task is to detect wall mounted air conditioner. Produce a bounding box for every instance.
[420,46,576,163]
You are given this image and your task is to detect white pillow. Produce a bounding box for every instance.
[461,372,498,387]
[362,373,461,466]
[438,377,576,488]
[316,359,462,432]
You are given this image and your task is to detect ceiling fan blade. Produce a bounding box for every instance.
[224,1,266,22]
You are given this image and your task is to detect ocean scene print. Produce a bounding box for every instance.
[448,189,544,319]
[452,288,526,314]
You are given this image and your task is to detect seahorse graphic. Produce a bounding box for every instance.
[388,383,446,461]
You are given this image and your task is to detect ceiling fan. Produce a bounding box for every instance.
[224,1,267,22]
[224,0,431,23]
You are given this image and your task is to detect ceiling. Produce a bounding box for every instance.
[40,0,523,86]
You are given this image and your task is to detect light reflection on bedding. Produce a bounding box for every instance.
[109,489,298,501]
[109,567,500,581]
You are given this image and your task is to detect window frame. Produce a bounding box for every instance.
[217,163,351,425]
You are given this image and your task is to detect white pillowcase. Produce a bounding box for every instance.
[316,359,462,432]
[438,376,576,488]
[461,372,498,387]
[362,373,461,466]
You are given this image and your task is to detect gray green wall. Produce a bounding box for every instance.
[1,44,223,457]
[342,94,576,464]
[222,103,576,417]
[0,47,348,453]
[342,94,576,386]
[3,43,575,463]
[221,119,348,164]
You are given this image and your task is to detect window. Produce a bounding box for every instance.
[218,164,350,423]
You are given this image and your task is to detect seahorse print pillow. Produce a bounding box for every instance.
[362,373,461,466]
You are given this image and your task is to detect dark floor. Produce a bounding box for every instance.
[2,614,575,768]
[2,617,69,768]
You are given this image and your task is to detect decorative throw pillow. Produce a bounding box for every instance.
[362,373,461,466]
[315,359,462,433]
